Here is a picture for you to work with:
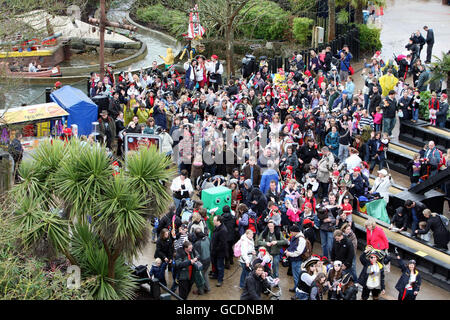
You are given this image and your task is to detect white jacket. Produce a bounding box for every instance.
[239,234,255,265]
[344,154,362,173]
[159,132,173,154]
[170,176,193,195]
[370,176,392,204]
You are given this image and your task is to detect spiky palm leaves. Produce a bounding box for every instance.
[10,139,174,299]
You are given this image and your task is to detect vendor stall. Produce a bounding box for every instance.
[0,102,69,156]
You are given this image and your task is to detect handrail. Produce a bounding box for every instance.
[136,277,183,300]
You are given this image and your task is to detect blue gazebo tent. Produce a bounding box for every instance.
[50,85,98,136]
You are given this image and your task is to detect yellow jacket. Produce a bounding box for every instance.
[379,74,398,96]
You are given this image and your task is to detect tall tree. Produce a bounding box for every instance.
[199,0,257,77]
[328,0,336,41]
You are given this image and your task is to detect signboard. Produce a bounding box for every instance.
[2,103,68,125]
[123,133,161,160]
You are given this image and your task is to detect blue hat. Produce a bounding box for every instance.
[358,196,369,202]
[342,90,349,95]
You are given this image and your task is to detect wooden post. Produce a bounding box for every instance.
[99,0,106,77]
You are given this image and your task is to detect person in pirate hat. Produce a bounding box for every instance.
[358,247,386,300]
[292,256,320,300]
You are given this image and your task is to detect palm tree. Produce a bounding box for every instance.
[428,51,450,90]
[10,139,175,299]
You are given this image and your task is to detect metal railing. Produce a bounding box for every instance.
[262,28,360,75]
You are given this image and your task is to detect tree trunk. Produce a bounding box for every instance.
[328,0,336,41]
[99,0,106,77]
[354,0,363,24]
[225,23,235,77]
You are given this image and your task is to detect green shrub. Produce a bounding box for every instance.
[135,4,188,39]
[356,23,382,53]
[419,90,432,120]
[237,1,290,40]
[292,17,313,45]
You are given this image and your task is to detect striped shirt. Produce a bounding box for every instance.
[359,116,374,129]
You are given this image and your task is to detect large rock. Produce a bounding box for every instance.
[123,42,141,49]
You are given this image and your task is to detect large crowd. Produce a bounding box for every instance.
[81,25,450,301]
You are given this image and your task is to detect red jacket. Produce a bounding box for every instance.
[366,226,389,250]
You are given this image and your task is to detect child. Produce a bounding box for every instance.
[341,195,353,222]
[373,106,383,132]
[151,217,159,243]
[411,89,421,123]
[265,205,282,229]
[149,258,168,286]
[418,221,432,242]
[408,153,423,188]
[428,92,439,126]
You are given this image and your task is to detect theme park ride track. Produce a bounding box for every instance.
[352,212,450,292]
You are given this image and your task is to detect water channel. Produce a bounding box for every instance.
[0,0,172,107]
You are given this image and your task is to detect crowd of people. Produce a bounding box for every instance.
[81,26,450,300]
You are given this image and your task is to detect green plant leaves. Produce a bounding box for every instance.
[356,23,382,53]
[9,138,172,299]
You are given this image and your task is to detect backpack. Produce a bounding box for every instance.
[248,216,257,234]
[300,236,313,260]
[233,239,242,257]
[439,214,449,228]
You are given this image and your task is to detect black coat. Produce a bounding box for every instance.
[157,211,182,235]
[394,258,421,294]
[240,271,269,300]
[358,252,385,290]
[330,236,354,270]
[391,211,409,230]
[368,92,382,116]
[436,102,449,124]
[404,201,427,223]
[244,187,267,215]
[154,237,174,261]
[222,211,237,242]
[350,174,365,198]
[297,144,320,165]
[211,223,229,258]
[426,29,434,44]
[417,215,450,249]
[383,97,398,119]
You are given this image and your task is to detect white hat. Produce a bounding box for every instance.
[378,169,388,176]
[333,260,342,267]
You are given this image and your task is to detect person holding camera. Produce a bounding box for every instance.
[338,45,353,82]
[175,240,200,300]
[170,169,193,210]
[240,263,269,300]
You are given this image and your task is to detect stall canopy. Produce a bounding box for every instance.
[50,85,98,136]
[1,102,68,125]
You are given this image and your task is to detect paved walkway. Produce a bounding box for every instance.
[379,0,450,63]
